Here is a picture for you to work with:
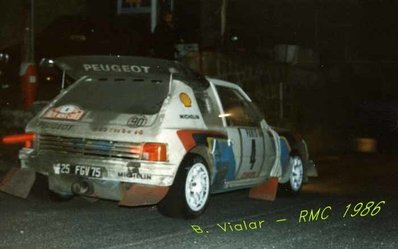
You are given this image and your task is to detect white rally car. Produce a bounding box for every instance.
[8,56,317,218]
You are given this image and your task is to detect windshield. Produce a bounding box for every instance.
[55,77,168,115]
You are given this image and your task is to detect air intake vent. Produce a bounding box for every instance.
[38,134,141,160]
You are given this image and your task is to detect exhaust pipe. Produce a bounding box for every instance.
[71,181,92,195]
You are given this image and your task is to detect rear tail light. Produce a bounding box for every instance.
[142,143,167,161]
[1,133,36,148]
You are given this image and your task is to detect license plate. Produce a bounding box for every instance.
[56,163,102,178]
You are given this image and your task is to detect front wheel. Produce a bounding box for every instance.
[158,155,210,219]
[283,155,304,195]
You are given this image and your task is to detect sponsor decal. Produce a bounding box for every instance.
[127,116,147,127]
[38,121,73,131]
[82,64,150,74]
[244,128,258,138]
[43,105,85,121]
[118,162,151,180]
[179,114,200,120]
[93,127,133,134]
[177,130,228,151]
[207,138,236,184]
[179,92,192,107]
[134,130,144,135]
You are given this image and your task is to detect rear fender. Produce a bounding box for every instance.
[186,145,214,179]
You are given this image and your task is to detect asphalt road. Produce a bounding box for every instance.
[0,153,397,249]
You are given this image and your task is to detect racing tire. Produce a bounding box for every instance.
[157,155,210,219]
[282,155,304,195]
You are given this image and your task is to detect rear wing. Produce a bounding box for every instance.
[55,56,194,80]
[53,55,209,91]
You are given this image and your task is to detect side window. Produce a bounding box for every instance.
[194,87,223,127]
[216,86,261,127]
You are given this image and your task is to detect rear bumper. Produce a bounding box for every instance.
[47,174,169,206]
[19,148,175,204]
[19,148,177,185]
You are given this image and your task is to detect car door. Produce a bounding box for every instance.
[214,85,266,180]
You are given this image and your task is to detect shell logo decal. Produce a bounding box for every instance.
[179,92,192,108]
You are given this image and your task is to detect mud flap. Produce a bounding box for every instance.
[119,184,169,206]
[305,160,318,177]
[0,167,36,198]
[248,177,278,201]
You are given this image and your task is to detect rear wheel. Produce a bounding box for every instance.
[158,155,210,219]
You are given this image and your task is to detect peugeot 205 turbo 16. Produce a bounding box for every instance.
[1,56,317,218]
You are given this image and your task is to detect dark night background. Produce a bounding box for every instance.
[1,0,398,154]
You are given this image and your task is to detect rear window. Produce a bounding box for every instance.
[55,77,168,115]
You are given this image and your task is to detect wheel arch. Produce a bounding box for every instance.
[158,146,212,218]
[184,145,215,180]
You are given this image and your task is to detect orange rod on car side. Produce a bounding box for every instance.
[1,133,36,147]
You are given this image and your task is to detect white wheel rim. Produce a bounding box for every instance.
[289,156,304,191]
[185,162,210,212]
